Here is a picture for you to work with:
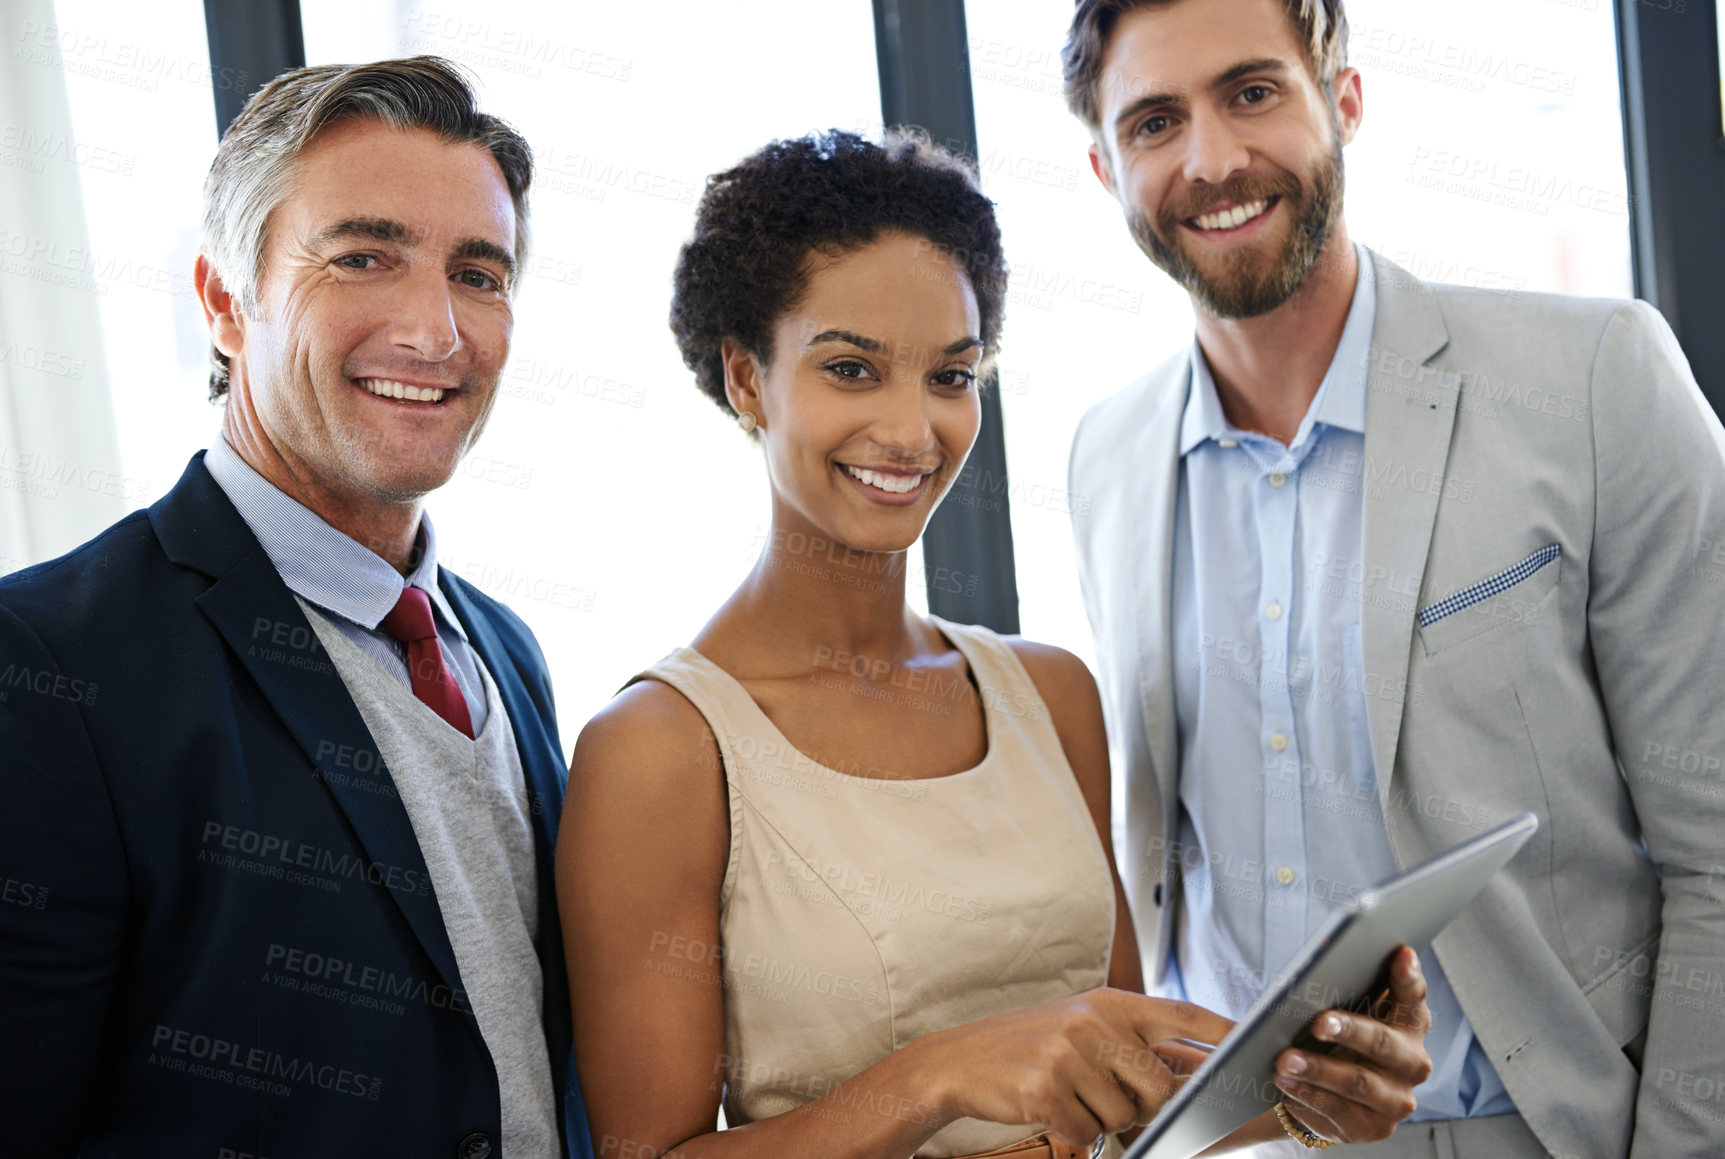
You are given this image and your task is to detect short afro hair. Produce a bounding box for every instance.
[670,128,1007,418]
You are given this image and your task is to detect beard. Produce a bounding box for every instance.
[1128,137,1345,319]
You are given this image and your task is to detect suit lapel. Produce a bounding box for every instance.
[1134,362,1189,823]
[1360,252,1458,805]
[440,576,566,854]
[152,455,465,994]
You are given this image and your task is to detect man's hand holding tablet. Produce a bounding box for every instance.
[1138,946,1432,1154]
[1265,945,1434,1148]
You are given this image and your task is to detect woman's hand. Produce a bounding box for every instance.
[1272,946,1434,1145]
[915,987,1235,1148]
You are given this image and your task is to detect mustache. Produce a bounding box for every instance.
[342,364,475,391]
[1162,171,1304,227]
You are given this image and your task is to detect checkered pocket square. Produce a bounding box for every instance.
[1417,543,1563,628]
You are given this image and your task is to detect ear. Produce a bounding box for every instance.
[720,337,765,431]
[195,254,246,362]
[1088,141,1118,199]
[1331,67,1363,148]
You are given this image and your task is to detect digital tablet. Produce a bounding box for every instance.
[1126,811,1539,1159]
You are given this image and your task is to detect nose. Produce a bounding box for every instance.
[1181,106,1251,188]
[868,377,937,464]
[386,267,461,363]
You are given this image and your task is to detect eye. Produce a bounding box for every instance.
[456,268,501,291]
[823,358,875,383]
[933,368,977,390]
[1138,114,1171,138]
[335,253,378,270]
[1238,84,1272,105]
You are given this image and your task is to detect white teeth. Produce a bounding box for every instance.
[1194,198,1269,232]
[844,464,924,495]
[360,379,444,404]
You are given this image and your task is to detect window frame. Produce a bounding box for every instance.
[1616,0,1725,415]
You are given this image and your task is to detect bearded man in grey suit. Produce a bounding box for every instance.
[1062,1,1725,1156]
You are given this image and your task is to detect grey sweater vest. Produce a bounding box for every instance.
[299,598,558,1156]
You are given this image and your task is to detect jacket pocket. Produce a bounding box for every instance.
[1580,928,1660,1047]
[1417,543,1562,656]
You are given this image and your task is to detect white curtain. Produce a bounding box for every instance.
[0,0,127,577]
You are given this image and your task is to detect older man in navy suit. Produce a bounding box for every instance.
[0,57,590,1158]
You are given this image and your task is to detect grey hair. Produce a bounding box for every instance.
[200,55,533,399]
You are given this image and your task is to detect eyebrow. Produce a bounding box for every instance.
[805,328,884,353]
[804,329,982,358]
[1112,57,1291,134]
[306,217,416,250]
[305,217,516,283]
[1216,57,1289,89]
[454,237,516,283]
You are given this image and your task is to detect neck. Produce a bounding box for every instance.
[220,383,422,575]
[1193,228,1359,446]
[715,508,926,672]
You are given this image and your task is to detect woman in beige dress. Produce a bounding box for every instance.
[557,130,1431,1158]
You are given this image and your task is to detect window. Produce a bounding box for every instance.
[38,0,220,530]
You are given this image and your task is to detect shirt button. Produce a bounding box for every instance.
[1268,472,1287,487]
[1266,601,1284,621]
[1218,437,1239,449]
[1270,732,1289,752]
[1276,866,1296,886]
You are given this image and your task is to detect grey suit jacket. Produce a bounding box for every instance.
[1069,250,1725,1157]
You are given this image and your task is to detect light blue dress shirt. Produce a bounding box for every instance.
[1167,247,1513,1120]
[203,437,489,733]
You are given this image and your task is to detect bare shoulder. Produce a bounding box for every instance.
[1002,637,1103,722]
[1002,637,1114,838]
[573,678,715,771]
[1002,636,1091,678]
[564,678,726,837]
[1001,637,1108,777]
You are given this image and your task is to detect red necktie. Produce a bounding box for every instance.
[379,586,474,739]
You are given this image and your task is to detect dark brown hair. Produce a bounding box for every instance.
[669,128,1008,420]
[1062,0,1350,131]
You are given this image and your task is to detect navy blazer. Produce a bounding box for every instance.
[0,453,592,1158]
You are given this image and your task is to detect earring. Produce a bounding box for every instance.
[737,411,758,433]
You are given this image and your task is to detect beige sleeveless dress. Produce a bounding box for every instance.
[634,616,1123,1157]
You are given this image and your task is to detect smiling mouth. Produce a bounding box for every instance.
[356,377,453,405]
[842,463,931,497]
[1188,196,1277,233]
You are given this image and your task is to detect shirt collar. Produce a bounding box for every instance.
[1179,242,1376,457]
[203,436,466,639]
